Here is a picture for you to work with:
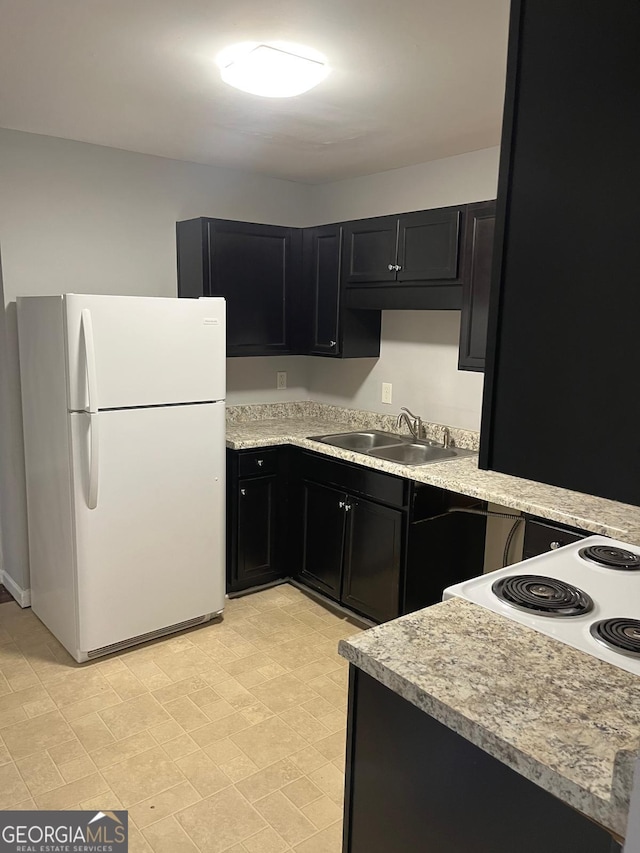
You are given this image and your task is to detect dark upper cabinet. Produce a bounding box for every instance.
[303,225,381,359]
[343,206,465,310]
[342,498,402,623]
[176,218,302,357]
[397,208,461,283]
[480,0,640,506]
[458,200,496,372]
[342,217,398,285]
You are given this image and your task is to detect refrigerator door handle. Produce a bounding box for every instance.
[87,412,100,510]
[81,308,99,414]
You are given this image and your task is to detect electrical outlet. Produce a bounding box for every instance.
[276,371,287,390]
[381,382,393,405]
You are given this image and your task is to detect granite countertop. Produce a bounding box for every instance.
[338,598,640,838]
[225,403,640,544]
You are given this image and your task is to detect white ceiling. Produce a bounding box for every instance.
[0,0,510,183]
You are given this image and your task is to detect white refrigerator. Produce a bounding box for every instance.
[17,294,226,662]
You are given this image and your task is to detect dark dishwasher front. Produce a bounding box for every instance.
[403,484,487,614]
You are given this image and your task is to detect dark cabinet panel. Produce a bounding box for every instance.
[299,481,346,600]
[177,218,300,357]
[211,222,289,354]
[303,226,381,359]
[305,225,341,354]
[294,452,407,622]
[227,449,287,593]
[237,477,277,583]
[344,207,465,311]
[522,517,586,560]
[342,498,402,623]
[345,669,620,853]
[397,208,461,283]
[342,217,398,285]
[480,0,640,506]
[458,200,496,372]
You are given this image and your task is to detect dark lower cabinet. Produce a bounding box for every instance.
[295,452,408,623]
[342,498,402,623]
[299,482,346,599]
[458,200,496,372]
[227,449,287,593]
[299,484,403,623]
[344,668,621,853]
[228,447,488,621]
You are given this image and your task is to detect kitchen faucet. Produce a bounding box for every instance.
[396,407,423,440]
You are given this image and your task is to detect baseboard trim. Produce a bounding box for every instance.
[1,572,31,608]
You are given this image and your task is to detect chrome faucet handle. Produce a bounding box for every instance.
[442,426,451,449]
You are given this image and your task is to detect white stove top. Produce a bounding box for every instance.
[444,535,640,676]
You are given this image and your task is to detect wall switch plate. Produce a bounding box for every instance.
[381,382,393,404]
[277,371,287,390]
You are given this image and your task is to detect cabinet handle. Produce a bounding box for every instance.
[329,340,336,347]
[256,459,264,467]
[387,264,395,271]
[549,541,562,550]
[338,501,345,509]
[240,488,246,496]
[395,264,402,271]
[345,503,352,512]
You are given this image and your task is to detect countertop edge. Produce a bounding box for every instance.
[338,634,633,837]
[226,432,640,543]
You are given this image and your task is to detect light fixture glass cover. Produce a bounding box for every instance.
[218,42,330,98]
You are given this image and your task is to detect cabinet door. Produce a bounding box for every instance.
[479,0,640,506]
[458,201,496,372]
[342,497,402,623]
[305,225,341,355]
[209,220,293,356]
[396,208,462,283]
[343,217,398,285]
[236,475,278,586]
[299,482,347,600]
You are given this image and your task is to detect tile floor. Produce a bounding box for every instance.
[0,583,363,852]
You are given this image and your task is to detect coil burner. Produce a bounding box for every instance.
[579,545,640,571]
[491,575,594,617]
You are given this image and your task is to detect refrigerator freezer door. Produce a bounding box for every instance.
[65,294,225,411]
[70,401,225,655]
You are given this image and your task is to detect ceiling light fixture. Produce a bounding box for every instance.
[217,42,330,98]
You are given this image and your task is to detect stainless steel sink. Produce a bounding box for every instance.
[309,430,406,451]
[309,430,477,466]
[368,443,460,465]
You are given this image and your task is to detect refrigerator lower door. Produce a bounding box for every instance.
[70,401,225,658]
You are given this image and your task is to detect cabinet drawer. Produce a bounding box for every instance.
[239,449,278,477]
[301,451,407,508]
[523,518,586,559]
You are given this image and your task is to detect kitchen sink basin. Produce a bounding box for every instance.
[309,430,477,466]
[309,430,406,451]
[368,442,459,465]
